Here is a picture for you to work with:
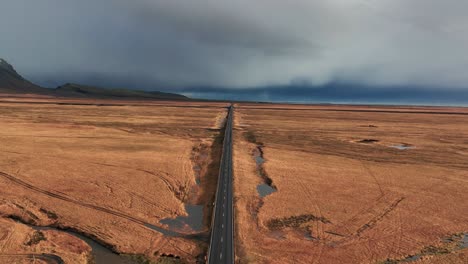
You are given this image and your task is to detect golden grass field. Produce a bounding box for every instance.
[233,104,468,264]
[1,95,467,264]
[0,96,228,263]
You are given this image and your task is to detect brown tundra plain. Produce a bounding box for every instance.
[1,96,467,264]
[0,96,228,263]
[233,104,468,264]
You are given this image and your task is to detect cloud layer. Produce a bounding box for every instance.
[2,0,468,90]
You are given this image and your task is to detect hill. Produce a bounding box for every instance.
[0,58,188,100]
[0,58,50,94]
[55,83,188,100]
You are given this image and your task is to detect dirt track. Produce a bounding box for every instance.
[0,171,185,237]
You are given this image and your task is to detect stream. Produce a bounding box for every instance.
[32,226,139,264]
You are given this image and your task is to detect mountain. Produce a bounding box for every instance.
[0,58,188,100]
[55,83,188,100]
[0,58,50,94]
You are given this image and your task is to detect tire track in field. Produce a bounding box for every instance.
[0,151,183,202]
[0,226,14,254]
[89,161,184,202]
[294,174,326,264]
[0,171,185,238]
[330,197,405,246]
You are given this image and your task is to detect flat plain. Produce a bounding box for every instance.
[0,96,228,263]
[2,97,467,264]
[233,103,468,263]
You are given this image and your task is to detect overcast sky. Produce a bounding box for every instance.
[1,0,468,101]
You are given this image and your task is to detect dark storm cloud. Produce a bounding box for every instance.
[179,84,468,106]
[1,0,468,92]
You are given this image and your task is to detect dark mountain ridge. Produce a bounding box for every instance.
[55,83,187,100]
[0,58,49,94]
[0,58,187,100]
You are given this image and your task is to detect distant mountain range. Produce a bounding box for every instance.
[55,83,188,100]
[0,58,188,100]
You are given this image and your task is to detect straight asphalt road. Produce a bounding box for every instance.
[207,105,234,264]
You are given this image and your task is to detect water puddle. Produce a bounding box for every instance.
[401,255,421,262]
[193,164,201,185]
[268,230,286,240]
[253,147,277,198]
[304,231,316,241]
[457,233,468,249]
[257,184,276,198]
[255,155,265,164]
[462,234,468,247]
[32,226,138,264]
[390,144,414,150]
[159,204,204,232]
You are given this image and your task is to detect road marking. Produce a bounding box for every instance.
[222,224,224,228]
[221,236,223,242]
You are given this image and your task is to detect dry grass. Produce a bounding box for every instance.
[0,96,228,263]
[233,103,468,263]
[0,218,91,263]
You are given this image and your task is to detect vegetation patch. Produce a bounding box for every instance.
[25,230,46,246]
[40,208,59,220]
[267,214,330,230]
[421,245,451,255]
[157,253,183,264]
[244,130,263,146]
[357,139,380,144]
[380,232,467,263]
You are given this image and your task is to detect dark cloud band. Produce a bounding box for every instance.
[2,0,468,94]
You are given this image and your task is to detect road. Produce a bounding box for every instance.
[207,105,234,264]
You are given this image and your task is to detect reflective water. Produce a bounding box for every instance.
[160,204,204,232]
[399,233,467,263]
[255,155,265,164]
[391,144,414,150]
[401,255,421,262]
[459,233,468,249]
[257,184,277,198]
[33,226,138,264]
[253,148,277,198]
